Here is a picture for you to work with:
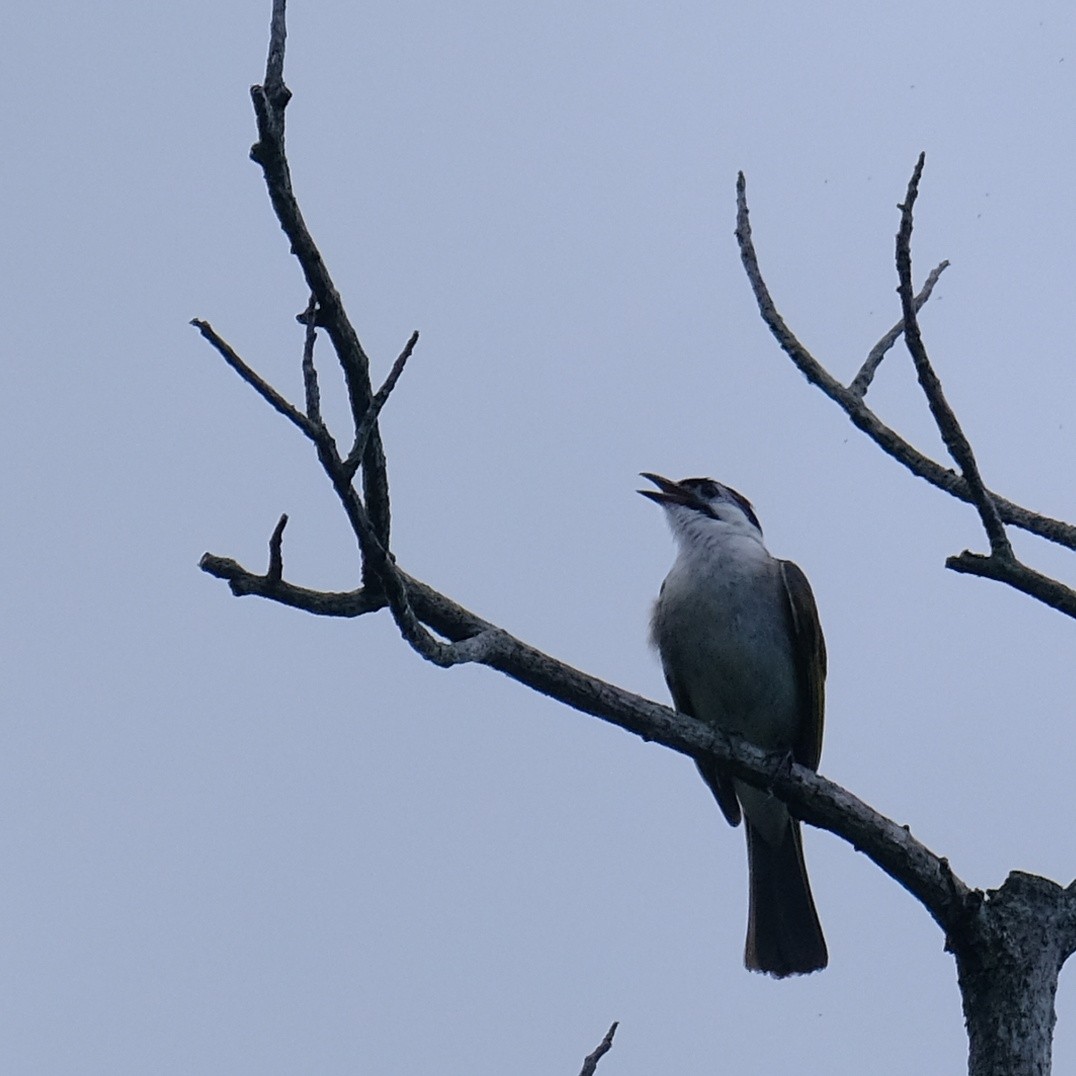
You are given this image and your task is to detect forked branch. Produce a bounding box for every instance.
[248,0,390,568]
[735,166,1076,619]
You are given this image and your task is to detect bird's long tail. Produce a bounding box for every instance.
[743,816,827,977]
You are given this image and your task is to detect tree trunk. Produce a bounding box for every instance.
[953,873,1076,1076]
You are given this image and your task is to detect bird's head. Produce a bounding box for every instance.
[638,472,764,547]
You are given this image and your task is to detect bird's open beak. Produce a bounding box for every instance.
[638,472,693,507]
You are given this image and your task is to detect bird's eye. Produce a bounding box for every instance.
[682,477,723,502]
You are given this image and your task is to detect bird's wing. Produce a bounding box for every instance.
[662,665,743,828]
[779,559,827,772]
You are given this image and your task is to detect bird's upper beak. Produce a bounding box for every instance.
[638,472,696,507]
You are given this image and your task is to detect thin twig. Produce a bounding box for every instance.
[300,294,322,424]
[734,172,1076,553]
[267,513,288,582]
[850,260,949,398]
[578,1022,618,1076]
[263,0,288,102]
[190,319,322,442]
[344,331,419,480]
[895,154,1014,562]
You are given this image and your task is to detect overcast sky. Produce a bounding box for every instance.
[5,1,1076,1072]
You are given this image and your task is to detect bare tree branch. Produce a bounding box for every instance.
[267,513,288,583]
[249,0,391,567]
[200,553,386,616]
[578,1022,618,1076]
[343,331,420,481]
[190,318,324,443]
[197,547,971,932]
[300,294,323,425]
[188,317,485,668]
[263,0,287,97]
[735,169,1076,625]
[851,259,949,398]
[895,154,1014,562]
[947,551,1076,617]
[735,171,1076,556]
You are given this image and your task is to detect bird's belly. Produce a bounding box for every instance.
[656,572,799,751]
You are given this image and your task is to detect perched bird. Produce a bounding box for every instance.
[640,473,827,977]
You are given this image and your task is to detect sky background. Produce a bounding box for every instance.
[4,1,1076,1072]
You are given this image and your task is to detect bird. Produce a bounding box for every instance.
[639,472,827,977]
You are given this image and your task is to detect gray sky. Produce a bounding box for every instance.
[4,1,1076,1072]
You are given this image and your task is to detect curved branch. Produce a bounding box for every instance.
[198,548,972,934]
[735,172,1076,554]
[736,168,1076,622]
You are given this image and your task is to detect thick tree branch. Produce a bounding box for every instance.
[952,874,1076,1076]
[198,549,971,933]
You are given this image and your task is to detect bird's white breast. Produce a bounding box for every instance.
[650,531,799,750]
